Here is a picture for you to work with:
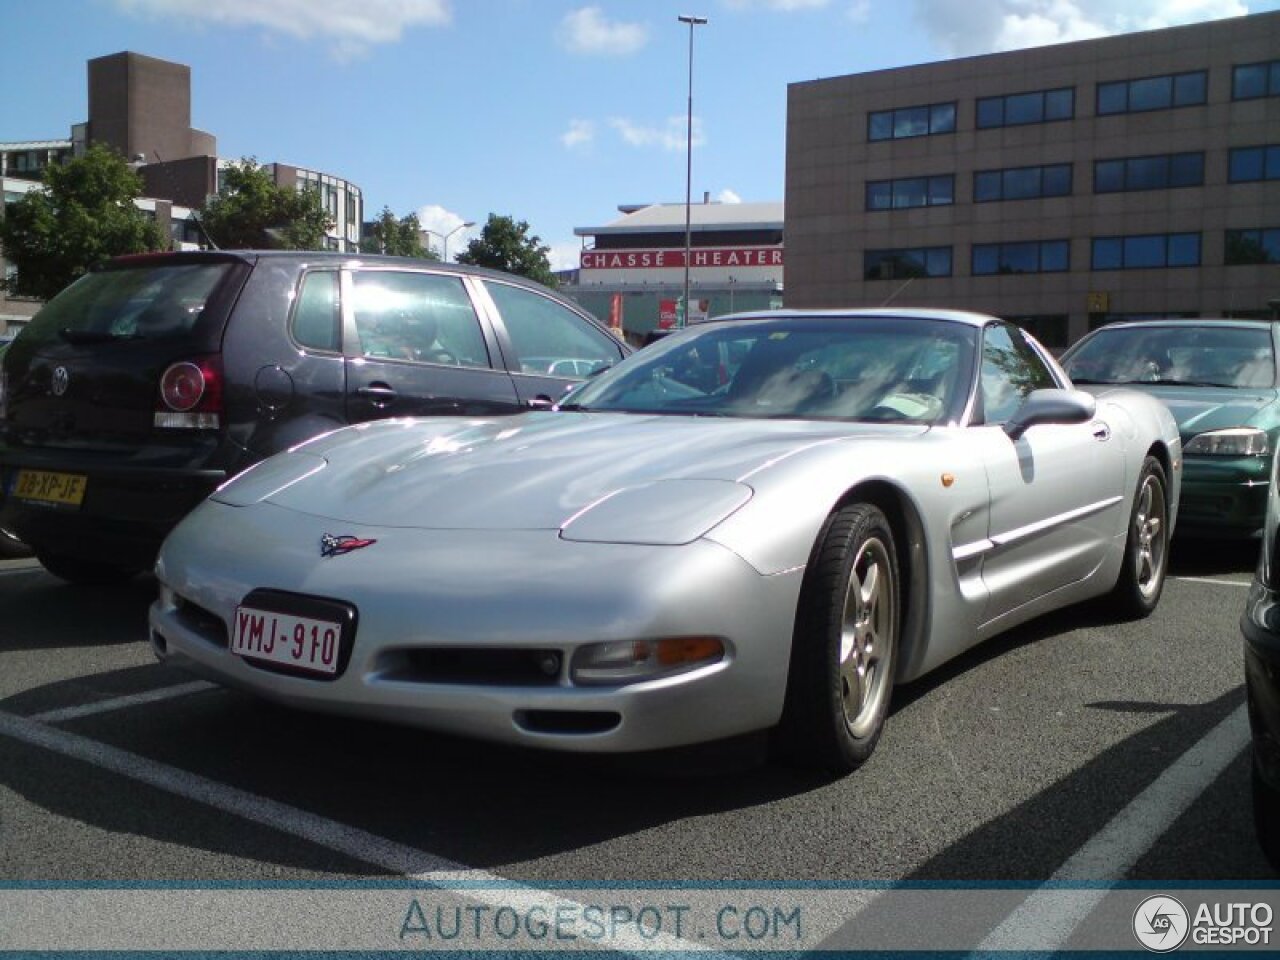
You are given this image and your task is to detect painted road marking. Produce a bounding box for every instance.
[29,681,216,724]
[0,709,723,956]
[977,703,1250,951]
[1173,576,1251,587]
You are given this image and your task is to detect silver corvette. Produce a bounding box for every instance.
[150,309,1181,772]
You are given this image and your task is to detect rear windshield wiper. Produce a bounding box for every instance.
[58,328,144,344]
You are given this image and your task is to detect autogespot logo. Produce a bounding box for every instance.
[1133,895,1190,952]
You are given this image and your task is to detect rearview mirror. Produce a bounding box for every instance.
[1003,388,1096,441]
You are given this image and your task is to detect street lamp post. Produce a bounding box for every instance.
[678,13,707,327]
[423,221,475,262]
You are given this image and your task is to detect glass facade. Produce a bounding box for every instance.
[1229,145,1280,182]
[863,247,952,280]
[1226,228,1280,265]
[867,103,956,141]
[972,241,1069,275]
[1233,60,1280,99]
[1096,71,1207,114]
[976,88,1074,128]
[1094,153,1204,192]
[865,175,954,210]
[1091,233,1201,270]
[974,164,1072,202]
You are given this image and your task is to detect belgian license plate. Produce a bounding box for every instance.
[231,606,343,676]
[12,469,87,507]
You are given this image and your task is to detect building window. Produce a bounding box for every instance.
[865,175,954,210]
[1226,228,1280,265]
[1094,152,1205,192]
[1229,145,1280,182]
[1091,233,1201,270]
[864,247,952,280]
[973,240,1069,275]
[973,163,1072,202]
[1096,71,1207,115]
[1234,61,1280,100]
[867,102,956,141]
[976,87,1073,128]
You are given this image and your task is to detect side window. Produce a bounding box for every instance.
[483,280,621,377]
[292,270,341,352]
[981,324,1056,424]
[350,271,491,367]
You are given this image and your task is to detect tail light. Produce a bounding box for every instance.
[155,355,223,429]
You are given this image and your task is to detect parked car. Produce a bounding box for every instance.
[0,250,628,583]
[1241,447,1280,869]
[1060,318,1280,539]
[150,309,1180,773]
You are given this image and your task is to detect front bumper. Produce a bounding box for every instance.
[150,499,803,754]
[1174,455,1270,538]
[1242,579,1280,791]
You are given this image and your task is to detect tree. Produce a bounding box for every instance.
[199,158,333,250]
[455,214,557,287]
[0,144,166,300]
[360,206,435,259]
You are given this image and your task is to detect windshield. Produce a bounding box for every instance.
[20,262,236,346]
[563,315,978,423]
[1063,325,1276,389]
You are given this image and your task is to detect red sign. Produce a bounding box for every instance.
[658,299,679,329]
[608,293,624,330]
[581,247,783,270]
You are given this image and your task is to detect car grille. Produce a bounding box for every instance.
[380,647,564,686]
[173,594,229,649]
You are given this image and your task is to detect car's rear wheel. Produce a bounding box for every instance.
[36,550,143,585]
[777,502,899,773]
[1109,456,1169,618]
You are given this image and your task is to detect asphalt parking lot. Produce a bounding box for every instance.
[0,538,1272,949]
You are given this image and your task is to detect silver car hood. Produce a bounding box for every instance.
[248,412,924,530]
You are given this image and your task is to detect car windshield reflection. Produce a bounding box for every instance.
[564,315,978,424]
[1063,324,1276,390]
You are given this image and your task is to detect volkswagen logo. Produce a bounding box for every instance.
[51,366,69,397]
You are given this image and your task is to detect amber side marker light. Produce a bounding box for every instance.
[572,636,726,685]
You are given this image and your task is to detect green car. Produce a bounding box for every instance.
[1061,318,1280,539]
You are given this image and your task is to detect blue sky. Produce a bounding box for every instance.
[2,0,1277,268]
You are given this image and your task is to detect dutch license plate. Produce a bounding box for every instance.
[231,606,343,676]
[12,469,87,507]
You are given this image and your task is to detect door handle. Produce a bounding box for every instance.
[357,384,397,405]
[1092,422,1111,441]
[527,395,556,409]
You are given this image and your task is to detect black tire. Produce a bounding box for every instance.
[1109,456,1169,619]
[1252,747,1280,872]
[777,503,899,773]
[36,550,142,585]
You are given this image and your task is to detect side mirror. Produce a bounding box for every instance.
[1002,388,1096,441]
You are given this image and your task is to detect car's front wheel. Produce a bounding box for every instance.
[1109,455,1169,618]
[1252,747,1280,871]
[36,550,143,586]
[777,502,899,773]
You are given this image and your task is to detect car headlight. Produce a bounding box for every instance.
[571,636,726,686]
[1183,428,1269,457]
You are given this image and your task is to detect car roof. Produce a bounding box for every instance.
[100,249,570,297]
[692,307,999,328]
[1083,317,1276,332]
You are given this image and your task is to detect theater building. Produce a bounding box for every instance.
[785,10,1280,349]
[567,199,784,343]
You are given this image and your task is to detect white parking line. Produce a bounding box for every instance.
[1173,576,1252,587]
[28,681,215,724]
[977,702,1250,951]
[0,709,722,956]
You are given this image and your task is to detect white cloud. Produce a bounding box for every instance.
[561,119,595,150]
[546,241,584,272]
[913,0,1248,57]
[608,116,706,152]
[414,204,477,258]
[557,7,649,56]
[721,0,831,10]
[717,189,743,203]
[847,0,871,23]
[113,0,451,61]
